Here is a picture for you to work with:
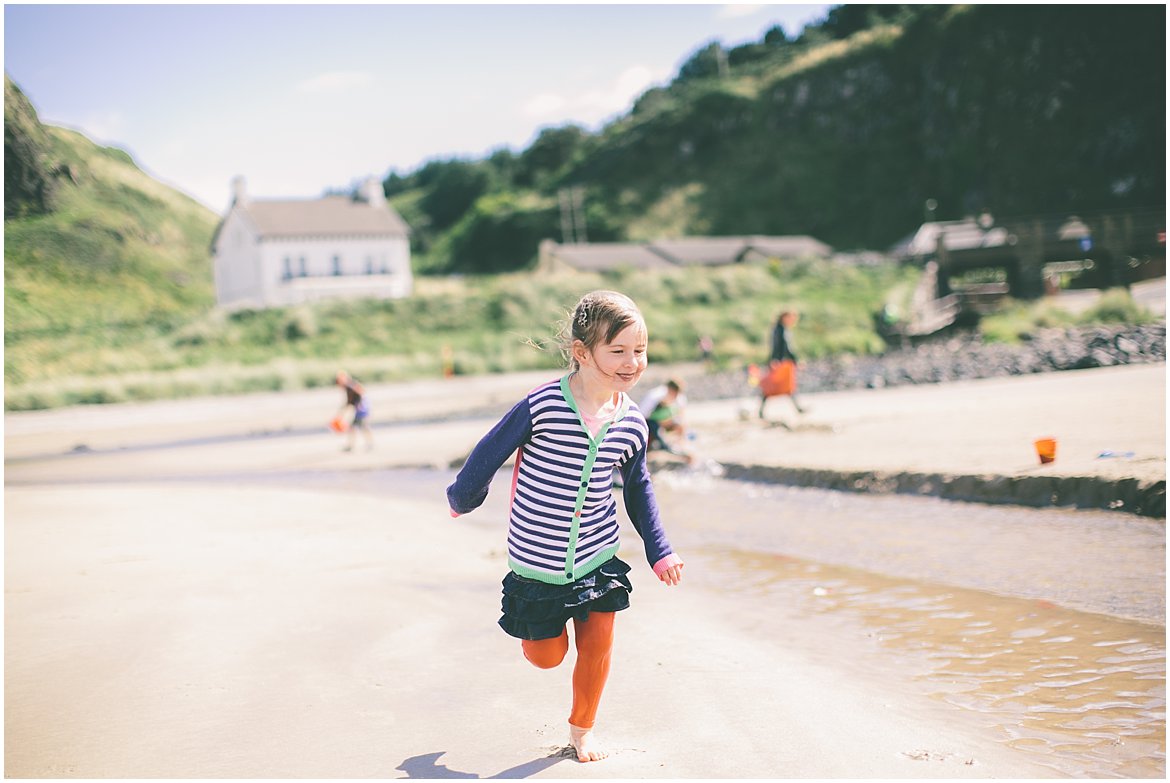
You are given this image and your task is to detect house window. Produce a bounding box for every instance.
[332,255,342,276]
[282,256,293,280]
[299,256,307,277]
[365,256,375,275]
[381,254,390,274]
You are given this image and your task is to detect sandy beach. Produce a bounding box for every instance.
[5,482,1065,779]
[5,363,1165,778]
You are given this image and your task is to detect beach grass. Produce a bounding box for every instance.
[6,262,1155,412]
[5,261,916,411]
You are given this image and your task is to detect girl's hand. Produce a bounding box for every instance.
[658,564,683,586]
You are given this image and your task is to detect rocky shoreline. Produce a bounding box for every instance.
[682,322,1166,401]
[705,463,1166,519]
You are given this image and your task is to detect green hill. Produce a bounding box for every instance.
[4,75,219,389]
[395,4,1165,273]
[4,5,1163,410]
[2,75,916,410]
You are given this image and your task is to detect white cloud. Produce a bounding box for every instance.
[76,110,127,145]
[608,65,665,109]
[523,93,568,118]
[296,70,375,94]
[521,64,670,125]
[717,4,765,20]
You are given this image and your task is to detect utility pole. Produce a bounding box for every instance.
[559,186,588,244]
[559,189,574,244]
[571,186,587,244]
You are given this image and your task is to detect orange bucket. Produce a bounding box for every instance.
[1034,437,1057,464]
[329,416,348,433]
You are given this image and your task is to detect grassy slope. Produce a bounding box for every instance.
[4,256,922,411]
[3,68,924,411]
[4,126,219,386]
[3,119,1152,413]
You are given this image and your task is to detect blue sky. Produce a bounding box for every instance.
[4,3,833,211]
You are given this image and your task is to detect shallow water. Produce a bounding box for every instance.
[649,469,1165,625]
[653,471,1166,778]
[230,467,1166,777]
[691,546,1164,778]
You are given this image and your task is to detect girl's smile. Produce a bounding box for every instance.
[578,322,648,395]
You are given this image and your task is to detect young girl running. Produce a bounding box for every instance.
[446,290,684,763]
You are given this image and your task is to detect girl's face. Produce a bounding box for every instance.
[577,321,648,393]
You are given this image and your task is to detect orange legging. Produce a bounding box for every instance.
[521,611,615,729]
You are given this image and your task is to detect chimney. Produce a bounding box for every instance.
[231,176,248,206]
[361,176,385,208]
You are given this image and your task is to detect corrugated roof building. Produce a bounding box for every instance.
[537,240,679,273]
[539,234,832,272]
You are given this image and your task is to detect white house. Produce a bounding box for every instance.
[211,176,412,310]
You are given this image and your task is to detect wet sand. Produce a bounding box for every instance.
[5,364,1165,777]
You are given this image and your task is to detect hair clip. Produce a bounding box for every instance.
[576,303,590,330]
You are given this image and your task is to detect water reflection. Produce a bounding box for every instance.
[648,471,1164,778]
[696,546,1165,778]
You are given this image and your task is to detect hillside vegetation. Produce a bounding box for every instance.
[3,259,923,411]
[4,76,219,392]
[392,4,1164,272]
[4,6,1164,411]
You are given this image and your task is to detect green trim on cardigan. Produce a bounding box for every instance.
[557,374,630,580]
[508,542,622,585]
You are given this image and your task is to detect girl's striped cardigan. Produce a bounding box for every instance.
[446,376,680,585]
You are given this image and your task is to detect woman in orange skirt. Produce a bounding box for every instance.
[759,310,807,418]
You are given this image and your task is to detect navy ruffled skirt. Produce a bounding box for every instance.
[499,557,633,640]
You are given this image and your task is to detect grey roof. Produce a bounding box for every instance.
[550,242,679,271]
[544,234,833,271]
[648,237,751,266]
[239,196,410,239]
[741,234,832,259]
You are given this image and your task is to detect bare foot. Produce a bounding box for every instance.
[568,723,608,763]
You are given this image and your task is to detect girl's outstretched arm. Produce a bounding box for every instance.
[619,444,683,583]
[446,397,532,516]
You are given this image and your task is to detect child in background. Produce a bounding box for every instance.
[639,378,695,463]
[335,371,374,451]
[446,290,684,763]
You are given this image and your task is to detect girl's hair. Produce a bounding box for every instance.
[561,290,646,370]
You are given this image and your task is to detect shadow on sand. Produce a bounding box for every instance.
[396,749,571,779]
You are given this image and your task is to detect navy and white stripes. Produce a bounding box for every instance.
[447,376,675,585]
